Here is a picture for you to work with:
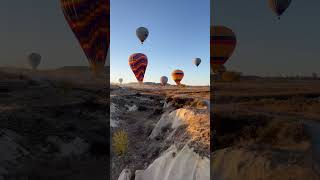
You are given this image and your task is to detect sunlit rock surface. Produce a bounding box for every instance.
[135,145,209,180]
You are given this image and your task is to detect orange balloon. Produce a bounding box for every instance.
[171,69,184,85]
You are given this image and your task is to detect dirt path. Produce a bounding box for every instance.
[111,87,167,180]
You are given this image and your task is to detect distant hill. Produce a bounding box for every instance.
[126,82,172,86]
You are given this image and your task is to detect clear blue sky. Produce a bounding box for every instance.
[110,0,210,85]
[213,0,320,77]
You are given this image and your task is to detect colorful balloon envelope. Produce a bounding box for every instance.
[119,78,123,84]
[136,27,149,44]
[28,53,41,70]
[160,76,168,86]
[60,0,110,76]
[193,58,201,67]
[268,0,292,19]
[171,70,184,85]
[129,53,148,83]
[211,26,236,73]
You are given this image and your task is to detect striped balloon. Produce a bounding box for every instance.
[211,26,236,73]
[60,0,110,76]
[129,53,148,83]
[268,0,291,19]
[171,70,184,85]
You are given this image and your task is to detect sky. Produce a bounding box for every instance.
[0,1,89,69]
[2,1,316,79]
[212,0,320,77]
[110,0,210,85]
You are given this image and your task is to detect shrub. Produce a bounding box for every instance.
[112,130,128,156]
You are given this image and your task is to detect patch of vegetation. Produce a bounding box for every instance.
[256,117,308,146]
[214,110,310,151]
[112,130,128,156]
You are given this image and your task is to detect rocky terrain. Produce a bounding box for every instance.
[212,78,320,180]
[0,68,109,180]
[111,84,210,180]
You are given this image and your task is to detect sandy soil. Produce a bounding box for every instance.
[0,68,109,180]
[212,78,320,180]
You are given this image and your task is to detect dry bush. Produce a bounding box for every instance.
[222,71,241,82]
[112,130,128,156]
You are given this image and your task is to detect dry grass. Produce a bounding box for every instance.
[173,108,210,152]
[112,130,129,156]
[255,117,310,151]
[214,110,310,152]
[243,97,320,117]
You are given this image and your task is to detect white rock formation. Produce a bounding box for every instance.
[149,109,189,139]
[135,145,209,180]
[125,104,138,112]
[110,103,119,127]
[118,169,132,180]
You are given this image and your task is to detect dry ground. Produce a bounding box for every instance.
[212,78,320,179]
[0,68,109,180]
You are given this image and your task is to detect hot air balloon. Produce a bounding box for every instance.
[119,78,123,84]
[60,0,110,76]
[129,53,148,83]
[193,58,201,67]
[211,26,236,74]
[268,0,292,19]
[160,76,168,86]
[28,53,41,70]
[172,70,184,85]
[136,27,149,44]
